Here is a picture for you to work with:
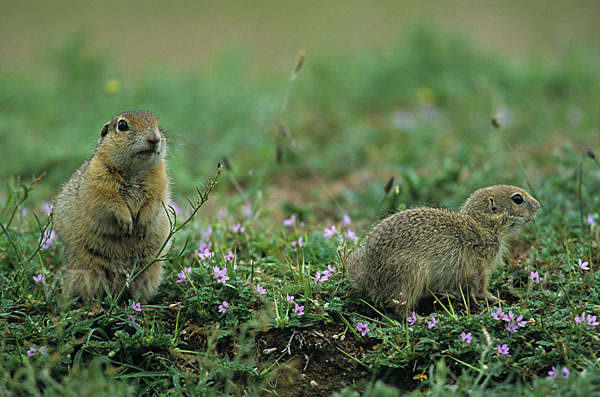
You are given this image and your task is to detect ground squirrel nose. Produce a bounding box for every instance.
[147,131,160,146]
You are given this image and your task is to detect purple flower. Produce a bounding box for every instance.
[516,314,526,327]
[577,258,590,271]
[33,274,45,283]
[42,202,52,216]
[427,315,437,329]
[283,214,297,227]
[355,322,370,336]
[497,344,509,355]
[491,308,505,321]
[128,315,136,326]
[132,301,142,312]
[218,301,228,313]
[225,250,236,262]
[325,264,335,276]
[530,271,540,284]
[257,284,267,295]
[291,236,304,251]
[286,293,295,303]
[294,303,304,316]
[461,332,472,343]
[587,214,597,226]
[196,242,214,262]
[587,314,599,326]
[213,266,229,284]
[323,225,337,238]
[342,214,351,226]
[176,267,192,283]
[574,312,586,323]
[242,203,253,218]
[347,228,358,242]
[562,367,570,378]
[503,310,515,322]
[548,366,557,379]
[41,230,56,249]
[506,322,517,333]
[232,223,245,233]
[201,227,213,241]
[315,271,331,283]
[26,347,37,357]
[407,311,417,325]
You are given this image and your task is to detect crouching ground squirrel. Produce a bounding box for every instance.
[54,111,169,303]
[347,185,539,315]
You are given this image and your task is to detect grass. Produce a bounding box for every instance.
[1,26,600,395]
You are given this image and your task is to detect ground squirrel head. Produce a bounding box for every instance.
[97,110,167,172]
[459,185,540,236]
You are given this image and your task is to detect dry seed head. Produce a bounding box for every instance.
[293,51,305,74]
[384,177,395,194]
[587,148,596,160]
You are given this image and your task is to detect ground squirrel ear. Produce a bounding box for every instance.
[488,197,498,214]
[100,124,109,137]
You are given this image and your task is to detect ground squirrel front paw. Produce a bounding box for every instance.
[136,222,149,240]
[116,214,133,236]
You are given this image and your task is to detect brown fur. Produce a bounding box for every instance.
[347,185,539,315]
[53,111,170,303]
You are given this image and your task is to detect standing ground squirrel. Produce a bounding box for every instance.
[347,185,539,314]
[53,111,170,303]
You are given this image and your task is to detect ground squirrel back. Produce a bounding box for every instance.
[53,111,170,303]
[347,184,539,315]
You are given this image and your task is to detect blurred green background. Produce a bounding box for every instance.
[1,0,600,222]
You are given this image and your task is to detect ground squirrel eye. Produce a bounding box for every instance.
[511,194,523,204]
[117,120,129,132]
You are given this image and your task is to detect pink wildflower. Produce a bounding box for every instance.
[232,223,245,233]
[315,271,331,282]
[257,284,267,295]
[427,315,437,329]
[33,274,45,283]
[213,266,229,283]
[530,271,540,284]
[294,303,304,316]
[497,344,509,355]
[283,214,297,227]
[41,230,55,249]
[323,225,337,238]
[342,214,351,226]
[218,301,229,313]
[491,308,505,321]
[577,258,590,271]
[132,301,142,312]
[355,322,370,336]
[347,228,358,241]
[461,332,472,343]
[407,311,417,325]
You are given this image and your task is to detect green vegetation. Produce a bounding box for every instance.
[1,27,599,395]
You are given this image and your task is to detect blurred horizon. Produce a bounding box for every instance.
[2,0,600,75]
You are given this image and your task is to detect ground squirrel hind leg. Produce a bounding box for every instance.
[129,262,163,303]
